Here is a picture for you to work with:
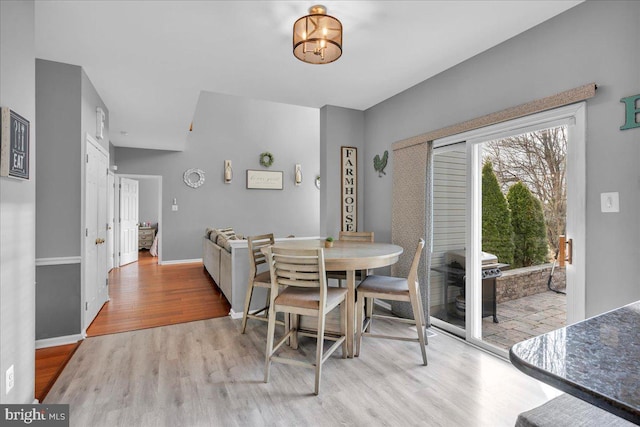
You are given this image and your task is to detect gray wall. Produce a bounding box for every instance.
[138,177,160,227]
[36,59,81,258]
[35,264,81,340]
[320,106,365,238]
[35,59,110,339]
[362,0,640,317]
[115,91,320,261]
[0,0,36,404]
[81,68,110,153]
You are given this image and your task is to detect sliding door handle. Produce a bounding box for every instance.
[558,235,572,267]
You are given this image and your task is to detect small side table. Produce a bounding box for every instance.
[138,227,156,250]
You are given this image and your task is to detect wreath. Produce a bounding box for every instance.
[259,151,274,168]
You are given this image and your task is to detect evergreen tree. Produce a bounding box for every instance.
[507,181,548,267]
[482,162,514,264]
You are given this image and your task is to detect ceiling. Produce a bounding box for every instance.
[35,1,582,151]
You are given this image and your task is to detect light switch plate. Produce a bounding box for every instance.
[600,192,619,213]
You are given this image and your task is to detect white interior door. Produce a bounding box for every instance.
[120,177,139,266]
[107,171,115,271]
[85,137,109,329]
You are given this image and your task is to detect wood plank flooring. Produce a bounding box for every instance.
[44,311,561,426]
[35,342,81,402]
[87,251,230,336]
[36,250,230,402]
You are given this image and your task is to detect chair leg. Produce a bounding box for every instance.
[417,292,428,346]
[264,305,277,383]
[365,297,373,332]
[314,309,327,395]
[241,280,255,334]
[340,300,347,358]
[284,312,290,346]
[356,292,364,357]
[291,314,299,349]
[411,295,428,366]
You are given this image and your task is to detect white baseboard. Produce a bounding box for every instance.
[229,309,242,319]
[160,258,203,265]
[36,334,84,349]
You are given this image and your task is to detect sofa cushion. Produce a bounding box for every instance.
[217,235,234,252]
[205,227,215,239]
[216,227,235,239]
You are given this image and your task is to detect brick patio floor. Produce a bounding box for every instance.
[482,290,566,351]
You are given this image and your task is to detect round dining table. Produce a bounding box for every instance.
[267,239,403,357]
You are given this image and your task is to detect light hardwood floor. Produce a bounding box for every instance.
[44,311,559,426]
[87,251,230,336]
[35,342,81,402]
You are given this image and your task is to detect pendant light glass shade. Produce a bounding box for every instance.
[293,5,342,64]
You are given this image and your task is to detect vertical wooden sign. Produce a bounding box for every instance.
[0,107,30,179]
[341,146,357,231]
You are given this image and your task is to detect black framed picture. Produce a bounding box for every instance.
[0,107,30,180]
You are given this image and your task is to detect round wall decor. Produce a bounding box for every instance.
[183,168,205,188]
[259,151,274,168]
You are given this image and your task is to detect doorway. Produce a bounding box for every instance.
[429,103,586,357]
[115,174,162,267]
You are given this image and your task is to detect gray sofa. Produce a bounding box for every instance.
[202,228,318,317]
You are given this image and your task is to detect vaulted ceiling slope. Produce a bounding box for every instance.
[35,1,582,151]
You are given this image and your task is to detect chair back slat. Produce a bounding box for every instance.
[275,262,319,272]
[248,233,275,276]
[277,270,320,281]
[268,247,327,298]
[338,231,374,242]
[278,277,320,288]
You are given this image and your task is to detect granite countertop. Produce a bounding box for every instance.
[510,301,640,425]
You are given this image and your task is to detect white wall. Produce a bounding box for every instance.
[0,0,36,404]
[363,0,640,317]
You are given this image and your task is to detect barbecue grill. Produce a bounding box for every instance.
[432,249,507,323]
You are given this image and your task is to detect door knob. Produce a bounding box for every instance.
[95,238,105,245]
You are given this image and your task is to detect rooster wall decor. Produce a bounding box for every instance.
[373,150,388,177]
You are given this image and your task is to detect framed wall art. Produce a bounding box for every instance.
[246,169,283,190]
[341,146,357,231]
[1,107,30,180]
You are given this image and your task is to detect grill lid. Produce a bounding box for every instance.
[445,249,498,267]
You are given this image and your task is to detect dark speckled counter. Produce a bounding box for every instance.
[509,301,640,425]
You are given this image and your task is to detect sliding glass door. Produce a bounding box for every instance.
[429,104,586,357]
[429,143,467,335]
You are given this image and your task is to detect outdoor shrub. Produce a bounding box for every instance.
[507,181,548,267]
[482,162,514,264]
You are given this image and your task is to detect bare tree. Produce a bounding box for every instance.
[483,126,566,252]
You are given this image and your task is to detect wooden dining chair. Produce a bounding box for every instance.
[264,246,347,395]
[241,233,284,334]
[327,231,374,287]
[355,239,427,365]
